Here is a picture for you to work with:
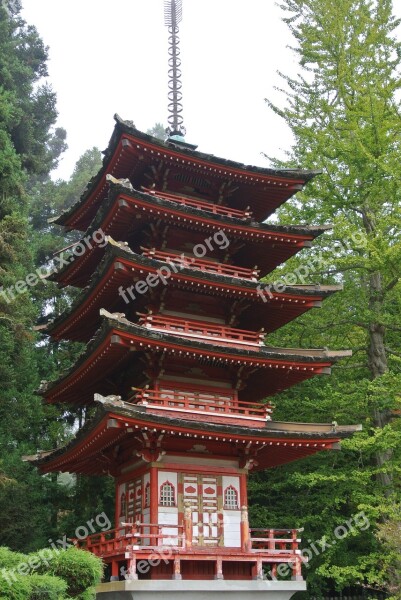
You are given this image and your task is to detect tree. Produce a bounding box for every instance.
[253,0,401,593]
[146,122,167,140]
[0,3,78,552]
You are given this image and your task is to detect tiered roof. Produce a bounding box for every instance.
[28,394,359,476]
[31,117,359,476]
[43,239,341,342]
[52,115,321,230]
[51,183,330,288]
[40,311,351,405]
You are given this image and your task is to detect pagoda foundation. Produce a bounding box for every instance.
[95,579,306,599]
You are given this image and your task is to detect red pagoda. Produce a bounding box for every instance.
[28,114,360,599]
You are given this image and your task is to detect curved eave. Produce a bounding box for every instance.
[44,244,341,343]
[25,400,360,475]
[51,184,330,288]
[52,115,321,230]
[40,311,351,405]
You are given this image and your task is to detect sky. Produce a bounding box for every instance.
[19,1,299,180]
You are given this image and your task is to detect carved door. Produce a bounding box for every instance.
[180,473,223,546]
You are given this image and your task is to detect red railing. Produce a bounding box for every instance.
[137,312,264,347]
[77,524,301,555]
[141,247,259,281]
[76,519,303,580]
[76,522,185,556]
[250,528,302,552]
[129,388,273,420]
[142,187,252,220]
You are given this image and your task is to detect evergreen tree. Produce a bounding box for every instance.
[146,122,167,140]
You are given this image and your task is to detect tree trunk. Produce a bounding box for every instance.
[367,270,392,493]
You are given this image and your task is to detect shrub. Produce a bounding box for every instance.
[28,573,67,599]
[0,547,29,569]
[0,574,32,600]
[33,547,103,598]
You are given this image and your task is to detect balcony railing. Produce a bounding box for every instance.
[137,312,264,347]
[77,523,185,556]
[141,247,259,281]
[78,524,301,555]
[250,528,302,552]
[142,187,252,220]
[75,517,303,581]
[129,388,273,421]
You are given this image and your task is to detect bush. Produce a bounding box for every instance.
[0,572,66,600]
[28,573,67,599]
[33,547,103,598]
[0,574,32,600]
[0,546,102,599]
[74,587,97,600]
[0,546,29,569]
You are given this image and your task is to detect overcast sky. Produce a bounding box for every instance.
[22,1,401,182]
[19,0,302,180]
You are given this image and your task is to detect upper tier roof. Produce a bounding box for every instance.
[42,240,341,343]
[51,114,321,230]
[39,310,351,405]
[50,183,331,287]
[24,394,361,475]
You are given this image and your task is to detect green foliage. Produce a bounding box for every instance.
[255,0,401,594]
[0,575,32,600]
[34,547,103,598]
[27,573,67,600]
[0,4,103,553]
[0,5,61,177]
[0,547,29,570]
[376,505,401,596]
[0,547,101,600]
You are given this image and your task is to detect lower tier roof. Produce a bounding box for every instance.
[43,240,340,343]
[39,310,351,405]
[24,394,361,475]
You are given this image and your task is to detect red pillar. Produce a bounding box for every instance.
[150,465,158,546]
[240,474,250,551]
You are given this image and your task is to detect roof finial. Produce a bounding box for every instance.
[164,0,186,138]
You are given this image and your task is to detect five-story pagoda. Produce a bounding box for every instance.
[27,3,360,598]
[28,115,360,599]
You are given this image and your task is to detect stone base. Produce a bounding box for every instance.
[96,579,306,600]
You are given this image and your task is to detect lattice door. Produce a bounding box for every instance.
[127,477,143,523]
[180,473,223,546]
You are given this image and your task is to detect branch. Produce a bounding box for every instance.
[332,363,367,369]
[314,320,368,331]
[385,277,400,293]
[385,347,401,359]
[313,265,367,276]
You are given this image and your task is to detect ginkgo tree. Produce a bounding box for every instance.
[252,0,401,594]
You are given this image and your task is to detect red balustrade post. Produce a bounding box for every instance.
[251,558,263,580]
[241,505,251,552]
[184,501,193,549]
[125,550,138,580]
[173,556,182,580]
[268,529,275,551]
[214,556,224,580]
[291,529,298,552]
[292,556,303,581]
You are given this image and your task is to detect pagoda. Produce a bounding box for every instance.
[27,3,360,597]
[27,114,360,599]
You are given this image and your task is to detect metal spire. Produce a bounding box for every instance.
[164,0,186,137]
